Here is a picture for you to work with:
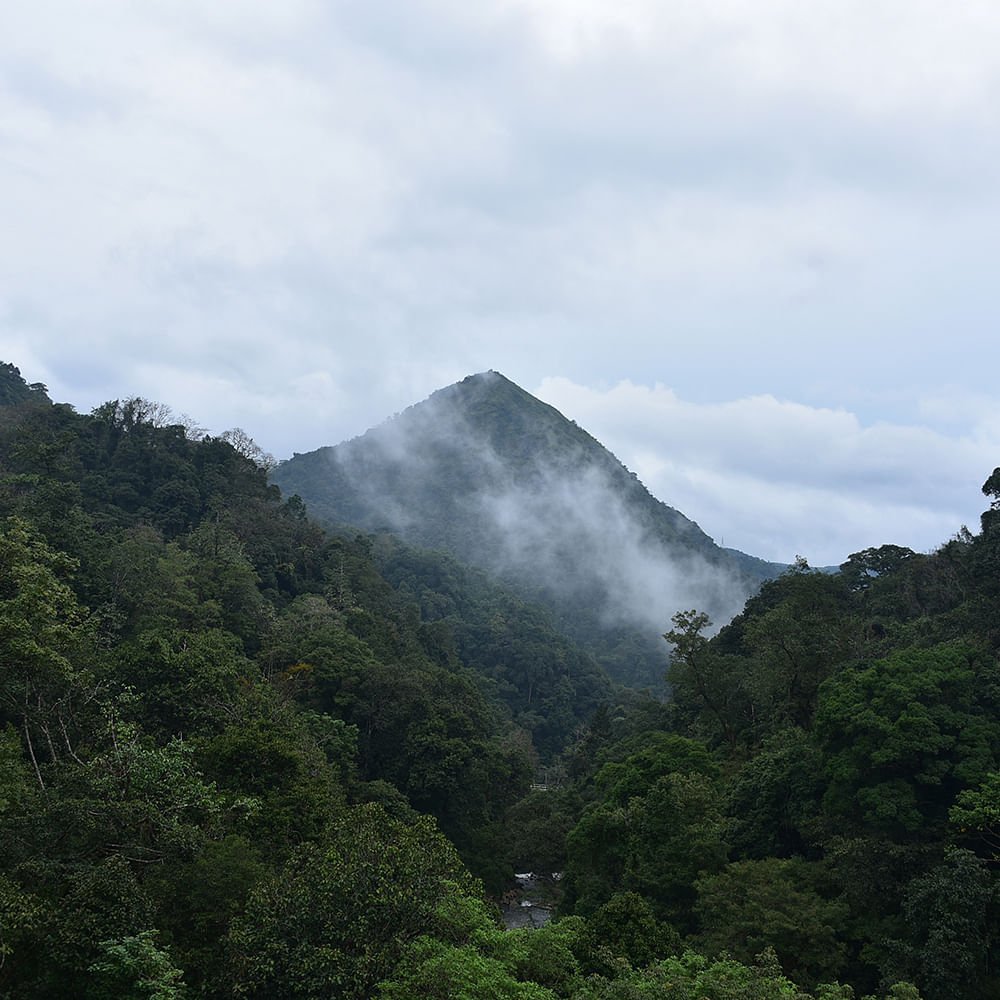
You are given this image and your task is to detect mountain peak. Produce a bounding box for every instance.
[272,373,781,686]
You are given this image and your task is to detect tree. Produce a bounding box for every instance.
[569,947,901,1000]
[740,568,855,731]
[839,545,917,594]
[229,803,489,999]
[0,362,51,406]
[376,936,557,1000]
[88,930,187,1000]
[950,770,1000,857]
[572,892,680,977]
[816,644,1000,838]
[0,873,43,994]
[220,428,277,472]
[565,762,727,930]
[724,726,824,860]
[973,467,1000,638]
[0,517,97,788]
[982,467,1000,511]
[663,610,749,750]
[884,849,996,1000]
[10,856,154,997]
[694,857,848,988]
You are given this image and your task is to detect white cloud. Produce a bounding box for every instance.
[2,1,999,565]
[500,0,1000,119]
[534,377,997,565]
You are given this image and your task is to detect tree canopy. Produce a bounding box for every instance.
[4,362,995,998]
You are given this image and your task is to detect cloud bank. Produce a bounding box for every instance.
[536,377,997,565]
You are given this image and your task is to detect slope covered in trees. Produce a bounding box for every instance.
[271,371,786,689]
[555,508,1000,1000]
[4,359,998,998]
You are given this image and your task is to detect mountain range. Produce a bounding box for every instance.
[271,371,786,687]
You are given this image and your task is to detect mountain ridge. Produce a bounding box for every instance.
[272,371,785,687]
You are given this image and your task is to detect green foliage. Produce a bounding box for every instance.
[198,715,339,847]
[501,788,578,872]
[377,936,557,1000]
[667,569,857,749]
[592,732,718,803]
[12,856,154,997]
[572,946,922,1000]
[816,643,1000,837]
[694,858,849,987]
[571,947,808,1000]
[0,516,96,785]
[740,567,855,731]
[839,545,917,594]
[374,538,612,759]
[883,849,995,1000]
[724,727,824,859]
[500,918,585,997]
[114,627,250,738]
[664,610,751,750]
[0,363,51,407]
[950,769,1000,856]
[85,713,230,862]
[88,930,187,1000]
[572,892,680,976]
[147,834,266,995]
[0,873,43,994]
[565,747,727,929]
[229,803,488,999]
[820,835,933,994]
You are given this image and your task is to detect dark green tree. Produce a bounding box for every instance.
[694,857,848,988]
[884,849,996,1000]
[663,610,750,750]
[816,643,1000,838]
[229,803,488,1000]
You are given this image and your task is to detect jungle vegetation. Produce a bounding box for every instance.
[4,360,998,998]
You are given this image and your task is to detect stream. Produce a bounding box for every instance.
[499,871,562,930]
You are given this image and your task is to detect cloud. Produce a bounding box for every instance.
[2,1,999,566]
[534,377,998,565]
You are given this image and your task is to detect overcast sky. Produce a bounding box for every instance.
[3,1,999,565]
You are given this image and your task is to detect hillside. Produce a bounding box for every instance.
[4,359,999,998]
[272,371,785,687]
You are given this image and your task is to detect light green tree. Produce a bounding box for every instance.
[88,930,187,1000]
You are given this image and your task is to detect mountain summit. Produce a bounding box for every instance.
[272,372,783,685]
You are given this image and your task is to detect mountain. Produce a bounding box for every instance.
[271,371,785,687]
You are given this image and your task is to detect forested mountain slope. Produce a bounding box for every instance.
[0,363,552,993]
[272,371,786,687]
[4,360,997,1000]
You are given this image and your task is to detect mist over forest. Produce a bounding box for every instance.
[273,371,784,687]
[3,359,1000,1000]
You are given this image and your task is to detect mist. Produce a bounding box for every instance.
[479,460,752,638]
[292,372,767,676]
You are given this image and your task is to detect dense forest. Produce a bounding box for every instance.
[2,359,998,998]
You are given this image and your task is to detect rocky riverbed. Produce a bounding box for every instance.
[499,871,563,930]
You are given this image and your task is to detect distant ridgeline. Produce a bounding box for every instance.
[272,371,786,688]
[0,362,51,407]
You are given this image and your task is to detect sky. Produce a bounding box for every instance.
[3,0,999,566]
